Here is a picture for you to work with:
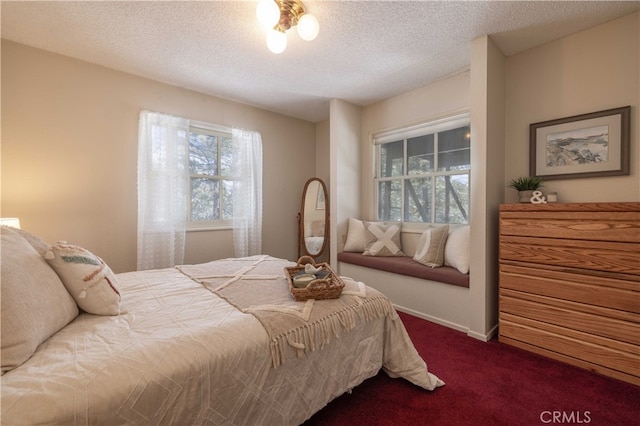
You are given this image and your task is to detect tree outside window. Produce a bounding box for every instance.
[188,127,234,226]
[375,115,470,224]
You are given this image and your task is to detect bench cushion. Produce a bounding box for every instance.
[338,252,469,288]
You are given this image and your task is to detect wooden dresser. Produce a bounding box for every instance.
[498,202,640,385]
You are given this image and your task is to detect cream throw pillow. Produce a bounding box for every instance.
[444,225,471,274]
[1,227,79,373]
[45,242,122,316]
[343,218,367,252]
[344,218,386,252]
[413,225,449,267]
[311,220,325,237]
[363,222,405,256]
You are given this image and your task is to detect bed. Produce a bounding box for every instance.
[0,225,444,425]
[303,236,324,255]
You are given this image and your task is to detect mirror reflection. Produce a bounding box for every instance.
[298,178,329,261]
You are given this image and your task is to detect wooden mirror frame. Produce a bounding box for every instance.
[297,177,329,261]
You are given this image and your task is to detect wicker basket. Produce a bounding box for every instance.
[284,256,345,301]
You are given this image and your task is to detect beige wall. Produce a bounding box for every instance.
[1,40,316,272]
[361,72,471,219]
[505,12,639,203]
[468,35,506,340]
[329,99,362,265]
[333,73,474,334]
[314,120,330,185]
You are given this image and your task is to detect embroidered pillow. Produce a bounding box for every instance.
[363,222,405,257]
[413,225,449,267]
[444,225,471,274]
[1,227,79,373]
[45,242,121,315]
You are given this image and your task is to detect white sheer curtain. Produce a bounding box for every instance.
[232,128,263,257]
[137,110,190,270]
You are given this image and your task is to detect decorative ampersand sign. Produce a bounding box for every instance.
[530,190,547,204]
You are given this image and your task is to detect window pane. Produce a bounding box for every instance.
[220,136,233,176]
[404,177,431,222]
[438,126,470,172]
[378,180,401,221]
[189,133,217,175]
[221,179,234,220]
[374,116,470,225]
[191,178,219,221]
[434,174,469,224]
[379,140,404,178]
[407,134,434,175]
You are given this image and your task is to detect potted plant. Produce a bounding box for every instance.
[508,176,543,203]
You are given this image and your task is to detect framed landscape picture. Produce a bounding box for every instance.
[530,106,630,180]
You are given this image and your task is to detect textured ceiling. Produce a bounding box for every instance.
[2,1,639,123]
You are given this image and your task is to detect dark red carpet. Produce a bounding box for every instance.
[304,311,640,426]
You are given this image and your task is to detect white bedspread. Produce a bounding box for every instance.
[304,236,324,254]
[1,256,443,425]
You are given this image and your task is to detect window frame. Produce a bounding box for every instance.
[187,121,234,231]
[372,112,471,227]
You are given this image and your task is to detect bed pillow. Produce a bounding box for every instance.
[311,220,325,237]
[45,242,121,316]
[10,226,51,256]
[363,222,405,257]
[444,225,471,274]
[413,225,449,267]
[1,227,79,373]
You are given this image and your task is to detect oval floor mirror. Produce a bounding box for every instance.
[297,177,329,262]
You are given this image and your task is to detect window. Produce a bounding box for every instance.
[188,125,234,228]
[138,110,263,268]
[374,113,470,224]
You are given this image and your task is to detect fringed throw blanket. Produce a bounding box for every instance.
[177,255,396,368]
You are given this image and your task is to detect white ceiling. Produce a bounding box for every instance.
[2,1,639,123]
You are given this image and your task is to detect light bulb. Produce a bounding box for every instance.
[266,29,287,54]
[297,13,319,41]
[256,0,280,29]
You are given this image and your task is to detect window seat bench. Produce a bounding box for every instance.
[337,252,469,288]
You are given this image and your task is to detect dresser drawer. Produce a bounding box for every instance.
[500,291,639,345]
[500,211,640,243]
[500,264,639,313]
[499,236,640,276]
[499,318,640,385]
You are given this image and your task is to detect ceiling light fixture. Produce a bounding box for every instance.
[256,0,319,54]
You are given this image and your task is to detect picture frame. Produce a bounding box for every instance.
[530,106,630,180]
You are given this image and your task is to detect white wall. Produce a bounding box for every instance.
[1,40,316,272]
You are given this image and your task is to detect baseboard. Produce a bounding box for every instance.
[467,323,499,342]
[394,304,499,342]
[393,305,468,334]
